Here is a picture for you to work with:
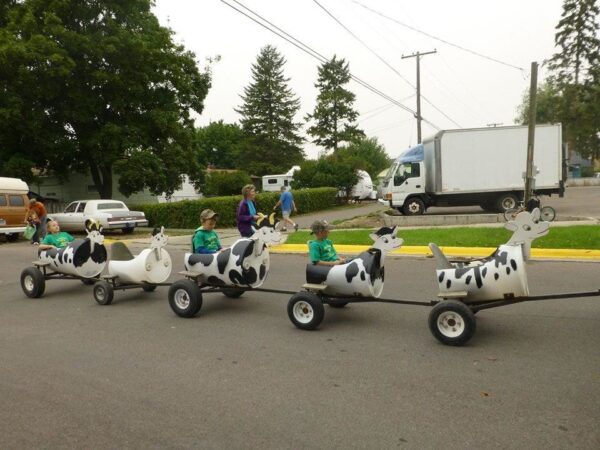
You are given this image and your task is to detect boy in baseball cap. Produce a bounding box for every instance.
[193,209,223,254]
[308,220,347,266]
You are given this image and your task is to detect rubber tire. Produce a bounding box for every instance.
[93,280,114,305]
[222,287,245,298]
[122,227,135,234]
[81,278,96,285]
[495,193,518,213]
[328,301,348,308]
[402,197,425,216]
[540,206,556,222]
[142,284,157,292]
[20,267,46,298]
[287,292,325,330]
[168,279,203,318]
[7,233,19,242]
[428,300,476,346]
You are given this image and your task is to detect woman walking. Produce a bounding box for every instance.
[236,184,259,238]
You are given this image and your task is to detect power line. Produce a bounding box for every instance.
[219,0,442,131]
[313,0,461,128]
[352,0,525,72]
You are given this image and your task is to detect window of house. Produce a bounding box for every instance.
[267,179,278,184]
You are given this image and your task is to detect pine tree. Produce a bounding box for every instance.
[306,55,364,152]
[236,45,304,175]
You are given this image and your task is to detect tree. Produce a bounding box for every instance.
[203,171,252,196]
[516,0,600,162]
[194,121,245,169]
[292,156,359,198]
[0,0,211,198]
[236,45,304,175]
[306,55,364,152]
[335,137,391,180]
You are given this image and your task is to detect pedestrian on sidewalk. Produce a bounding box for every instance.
[24,198,47,243]
[237,184,259,238]
[273,186,298,232]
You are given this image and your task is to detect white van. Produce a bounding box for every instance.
[0,177,29,241]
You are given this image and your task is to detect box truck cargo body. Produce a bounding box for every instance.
[380,124,564,214]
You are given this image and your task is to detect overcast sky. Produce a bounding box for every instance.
[152,0,564,160]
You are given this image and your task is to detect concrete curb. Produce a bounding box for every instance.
[269,243,600,261]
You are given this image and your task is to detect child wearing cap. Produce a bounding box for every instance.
[193,209,223,254]
[308,220,347,266]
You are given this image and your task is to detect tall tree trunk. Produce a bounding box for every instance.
[89,161,113,199]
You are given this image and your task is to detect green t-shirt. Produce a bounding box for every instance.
[309,239,338,263]
[193,227,222,253]
[42,231,75,249]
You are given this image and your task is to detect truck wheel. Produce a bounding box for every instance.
[222,287,245,298]
[403,197,425,215]
[168,279,202,318]
[288,292,324,330]
[93,280,114,305]
[20,267,46,298]
[428,300,476,346]
[495,194,518,213]
[122,227,135,235]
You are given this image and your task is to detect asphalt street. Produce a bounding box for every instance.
[1,240,599,449]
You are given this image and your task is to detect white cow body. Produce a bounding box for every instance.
[307,227,403,298]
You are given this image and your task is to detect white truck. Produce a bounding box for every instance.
[380,124,565,214]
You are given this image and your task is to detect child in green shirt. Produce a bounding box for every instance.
[39,220,75,250]
[308,220,347,266]
[193,209,223,254]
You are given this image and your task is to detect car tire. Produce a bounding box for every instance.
[7,233,19,242]
[122,227,135,235]
[20,267,46,298]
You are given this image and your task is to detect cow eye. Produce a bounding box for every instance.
[383,238,389,243]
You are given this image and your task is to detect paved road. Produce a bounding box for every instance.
[1,241,599,449]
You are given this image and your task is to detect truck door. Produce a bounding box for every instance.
[391,162,425,205]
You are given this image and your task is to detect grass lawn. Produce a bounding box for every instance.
[285,225,600,249]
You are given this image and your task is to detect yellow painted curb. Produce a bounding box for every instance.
[269,244,600,260]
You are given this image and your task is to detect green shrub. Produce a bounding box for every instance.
[132,187,337,228]
[203,171,252,196]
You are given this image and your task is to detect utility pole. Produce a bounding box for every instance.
[524,61,538,204]
[402,49,436,143]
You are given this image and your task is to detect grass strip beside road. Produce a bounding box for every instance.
[284,225,600,250]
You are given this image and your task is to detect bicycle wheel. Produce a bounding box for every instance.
[540,206,556,222]
[503,208,520,221]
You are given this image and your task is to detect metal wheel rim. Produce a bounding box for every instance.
[174,289,190,310]
[95,287,105,302]
[24,275,34,292]
[408,202,420,213]
[437,311,465,338]
[293,301,314,324]
[502,198,516,209]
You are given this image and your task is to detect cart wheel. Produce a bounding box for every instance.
[168,279,202,318]
[142,284,157,292]
[287,292,324,330]
[503,208,519,222]
[93,280,114,305]
[540,206,556,222]
[20,267,46,298]
[81,278,96,285]
[328,300,348,308]
[222,287,245,298]
[428,300,476,346]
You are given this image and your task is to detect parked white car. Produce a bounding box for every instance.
[50,200,148,234]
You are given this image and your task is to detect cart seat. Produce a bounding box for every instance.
[110,242,134,261]
[306,264,332,284]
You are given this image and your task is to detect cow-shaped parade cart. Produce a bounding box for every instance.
[20,220,107,298]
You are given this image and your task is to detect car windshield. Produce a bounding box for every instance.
[96,202,127,210]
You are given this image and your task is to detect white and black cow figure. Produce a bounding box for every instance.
[430,209,550,302]
[306,226,403,298]
[107,226,172,284]
[38,220,107,278]
[184,213,282,288]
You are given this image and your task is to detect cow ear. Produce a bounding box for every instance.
[160,226,165,235]
[392,226,398,236]
[369,232,378,242]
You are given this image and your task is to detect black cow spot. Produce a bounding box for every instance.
[454,267,470,279]
[494,273,499,280]
[207,276,225,286]
[231,240,254,266]
[380,266,385,282]
[482,267,487,278]
[510,259,517,271]
[360,271,365,281]
[446,279,451,289]
[465,275,472,285]
[493,251,508,268]
[228,270,246,285]
[438,272,445,282]
[244,267,258,285]
[506,267,511,275]
[217,249,231,274]
[345,262,360,283]
[187,254,214,267]
[259,264,266,280]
